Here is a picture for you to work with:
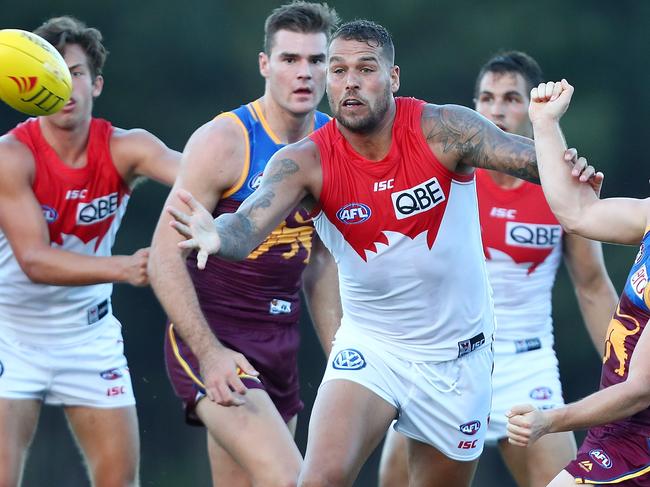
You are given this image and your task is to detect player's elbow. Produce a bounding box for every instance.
[18,250,48,283]
[559,215,586,237]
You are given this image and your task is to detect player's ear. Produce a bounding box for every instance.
[92,75,104,98]
[390,65,400,94]
[259,51,270,78]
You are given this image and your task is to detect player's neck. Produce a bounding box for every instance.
[257,96,314,144]
[39,117,91,168]
[486,169,525,189]
[339,101,396,162]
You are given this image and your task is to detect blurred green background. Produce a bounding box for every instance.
[2,0,648,485]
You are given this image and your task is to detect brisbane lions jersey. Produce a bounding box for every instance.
[476,169,563,344]
[0,118,130,346]
[185,101,330,329]
[310,97,495,361]
[600,229,650,433]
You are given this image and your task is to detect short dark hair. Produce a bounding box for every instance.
[34,16,108,79]
[330,20,395,64]
[474,50,543,98]
[264,2,339,54]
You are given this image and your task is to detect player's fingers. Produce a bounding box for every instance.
[591,172,605,196]
[543,81,555,100]
[166,205,191,225]
[196,250,208,270]
[506,404,535,417]
[177,189,201,212]
[507,435,529,447]
[550,80,563,101]
[235,357,259,377]
[580,165,596,182]
[564,147,578,164]
[561,79,574,95]
[228,371,249,396]
[571,156,588,177]
[530,87,539,101]
[177,238,199,250]
[169,220,192,238]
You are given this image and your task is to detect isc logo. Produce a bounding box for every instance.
[506,222,561,248]
[336,203,371,224]
[459,420,481,435]
[490,207,517,219]
[588,449,613,469]
[106,386,125,397]
[457,440,477,449]
[391,177,445,220]
[76,193,119,225]
[66,189,88,200]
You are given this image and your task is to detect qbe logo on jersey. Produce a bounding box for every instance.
[76,192,119,225]
[506,222,562,248]
[391,177,445,220]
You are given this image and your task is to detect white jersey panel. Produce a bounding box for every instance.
[0,195,129,346]
[315,180,495,361]
[486,243,562,343]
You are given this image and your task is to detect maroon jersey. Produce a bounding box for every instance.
[565,230,650,484]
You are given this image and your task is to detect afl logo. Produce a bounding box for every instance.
[332,349,366,370]
[336,203,371,224]
[100,368,123,380]
[41,205,58,223]
[588,449,613,469]
[529,387,553,400]
[249,171,264,191]
[459,420,481,435]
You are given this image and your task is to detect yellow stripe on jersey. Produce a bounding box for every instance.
[576,463,650,484]
[212,112,251,199]
[168,323,205,389]
[251,100,282,144]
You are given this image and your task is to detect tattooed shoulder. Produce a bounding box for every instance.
[423,104,487,161]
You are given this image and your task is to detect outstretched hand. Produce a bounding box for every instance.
[167,189,221,269]
[529,79,574,123]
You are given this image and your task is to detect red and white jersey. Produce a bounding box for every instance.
[310,98,495,361]
[0,118,130,346]
[476,169,563,344]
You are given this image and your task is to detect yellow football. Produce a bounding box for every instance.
[0,29,72,116]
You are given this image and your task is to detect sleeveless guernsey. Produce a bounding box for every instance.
[0,118,130,346]
[310,97,495,361]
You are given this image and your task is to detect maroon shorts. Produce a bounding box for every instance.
[164,321,303,426]
[565,425,650,485]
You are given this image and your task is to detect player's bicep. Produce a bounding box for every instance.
[575,197,649,245]
[424,104,538,183]
[0,161,51,265]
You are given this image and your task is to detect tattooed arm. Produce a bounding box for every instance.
[169,138,323,266]
[422,103,539,183]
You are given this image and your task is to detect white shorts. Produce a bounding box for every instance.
[486,346,564,444]
[0,316,135,408]
[322,329,493,461]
